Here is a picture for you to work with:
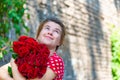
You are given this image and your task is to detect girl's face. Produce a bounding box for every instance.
[38,21,62,50]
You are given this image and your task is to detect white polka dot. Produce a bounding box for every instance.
[51,61,54,63]
[56,63,59,65]
[55,60,58,62]
[59,59,61,61]
[51,58,53,60]
[60,63,62,65]
[52,64,55,66]
[58,71,60,73]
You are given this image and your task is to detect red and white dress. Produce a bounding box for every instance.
[47,52,64,80]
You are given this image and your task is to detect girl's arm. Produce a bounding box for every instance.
[11,58,56,80]
[40,68,56,80]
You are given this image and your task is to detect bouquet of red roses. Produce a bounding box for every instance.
[12,35,50,79]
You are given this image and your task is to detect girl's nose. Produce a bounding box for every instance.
[48,30,53,35]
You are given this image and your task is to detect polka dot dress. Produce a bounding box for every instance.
[47,52,64,80]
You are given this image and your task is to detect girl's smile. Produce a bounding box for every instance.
[45,35,54,40]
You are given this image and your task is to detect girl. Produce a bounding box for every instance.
[0,17,66,80]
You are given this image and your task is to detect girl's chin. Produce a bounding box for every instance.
[41,41,51,46]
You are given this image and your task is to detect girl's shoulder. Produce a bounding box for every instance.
[49,52,64,62]
[47,52,64,79]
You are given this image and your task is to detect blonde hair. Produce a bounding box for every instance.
[36,17,66,50]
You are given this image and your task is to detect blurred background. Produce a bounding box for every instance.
[0,0,120,80]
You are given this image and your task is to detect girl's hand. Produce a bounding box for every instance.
[10,58,26,80]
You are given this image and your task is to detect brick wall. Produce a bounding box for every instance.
[23,0,120,80]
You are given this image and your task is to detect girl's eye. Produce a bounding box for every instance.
[54,30,60,34]
[45,26,50,30]
[46,27,49,30]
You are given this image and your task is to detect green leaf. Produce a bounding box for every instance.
[27,14,30,19]
[8,66,13,78]
[23,25,30,32]
[2,50,7,55]
[9,48,13,52]
[14,24,21,35]
[12,53,18,59]
[0,52,3,59]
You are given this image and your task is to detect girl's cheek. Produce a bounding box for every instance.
[40,30,46,35]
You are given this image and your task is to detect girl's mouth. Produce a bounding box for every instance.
[45,36,53,40]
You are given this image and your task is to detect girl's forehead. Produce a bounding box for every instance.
[44,21,62,30]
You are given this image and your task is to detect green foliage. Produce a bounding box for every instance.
[8,66,13,77]
[0,0,29,59]
[111,25,120,80]
[0,37,11,59]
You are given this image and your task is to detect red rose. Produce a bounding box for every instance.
[13,35,50,79]
[17,46,30,57]
[18,35,29,41]
[13,41,25,53]
[18,62,37,78]
[25,37,38,46]
[38,67,47,78]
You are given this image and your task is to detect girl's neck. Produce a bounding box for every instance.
[49,49,56,56]
[46,45,56,56]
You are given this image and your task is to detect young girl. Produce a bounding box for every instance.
[0,17,66,80]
